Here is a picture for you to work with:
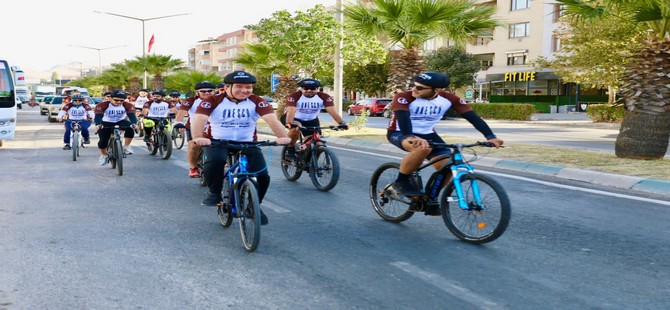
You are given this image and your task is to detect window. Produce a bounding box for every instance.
[552,35,561,52]
[509,22,530,38]
[507,52,528,65]
[553,4,566,22]
[511,0,529,10]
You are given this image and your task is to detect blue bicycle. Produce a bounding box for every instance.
[369,141,511,243]
[214,140,277,252]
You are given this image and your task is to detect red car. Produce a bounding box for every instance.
[346,98,392,116]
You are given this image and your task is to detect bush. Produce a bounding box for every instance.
[587,104,625,123]
[343,101,354,111]
[446,103,534,120]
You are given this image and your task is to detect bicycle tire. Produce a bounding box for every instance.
[439,173,511,244]
[115,138,124,176]
[309,146,340,191]
[369,163,414,222]
[159,130,172,159]
[280,145,302,181]
[238,179,261,252]
[197,148,207,187]
[149,129,158,155]
[172,128,185,150]
[108,136,117,169]
[72,133,79,161]
[217,177,234,228]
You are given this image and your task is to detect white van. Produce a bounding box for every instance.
[60,87,90,97]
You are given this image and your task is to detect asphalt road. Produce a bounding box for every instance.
[1,108,669,309]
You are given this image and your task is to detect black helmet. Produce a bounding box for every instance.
[71,94,84,100]
[111,90,128,99]
[224,71,257,84]
[169,91,181,97]
[413,72,450,88]
[139,88,149,93]
[216,82,225,88]
[298,78,321,88]
[103,91,112,97]
[195,81,216,90]
[152,90,166,96]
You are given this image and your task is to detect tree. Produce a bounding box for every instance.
[532,6,641,104]
[343,0,498,94]
[163,70,222,96]
[424,46,481,92]
[343,63,389,98]
[556,0,670,159]
[125,54,185,92]
[237,4,387,116]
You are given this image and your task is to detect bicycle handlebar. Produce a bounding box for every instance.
[429,141,498,149]
[208,140,279,149]
[288,124,348,131]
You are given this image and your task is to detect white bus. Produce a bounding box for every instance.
[0,59,17,147]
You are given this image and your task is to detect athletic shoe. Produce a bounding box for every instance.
[99,155,109,166]
[188,168,200,178]
[201,192,222,206]
[63,144,71,150]
[143,136,151,143]
[260,209,269,226]
[390,179,422,197]
[123,146,134,155]
[83,137,91,144]
[286,148,297,160]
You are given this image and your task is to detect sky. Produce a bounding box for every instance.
[5,0,336,75]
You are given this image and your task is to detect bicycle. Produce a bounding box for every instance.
[214,140,277,252]
[172,126,186,150]
[68,120,87,161]
[144,117,173,160]
[369,141,511,244]
[280,125,346,191]
[196,146,207,187]
[102,125,136,176]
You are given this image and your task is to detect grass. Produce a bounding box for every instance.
[258,121,670,181]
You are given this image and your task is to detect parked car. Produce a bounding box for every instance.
[262,96,278,110]
[39,96,55,115]
[346,98,392,116]
[46,96,93,122]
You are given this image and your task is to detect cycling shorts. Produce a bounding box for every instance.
[387,131,451,159]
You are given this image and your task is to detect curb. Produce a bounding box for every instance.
[259,128,670,197]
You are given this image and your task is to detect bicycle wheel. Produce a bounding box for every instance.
[280,145,302,181]
[71,132,79,161]
[369,163,414,223]
[149,129,158,155]
[217,177,234,228]
[309,146,340,191]
[237,179,261,252]
[108,137,117,169]
[172,128,185,149]
[197,148,207,186]
[439,173,511,244]
[114,138,124,176]
[159,131,172,159]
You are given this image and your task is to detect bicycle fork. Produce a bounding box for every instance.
[448,167,484,210]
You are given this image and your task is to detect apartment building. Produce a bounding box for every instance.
[188,38,224,73]
[189,29,258,76]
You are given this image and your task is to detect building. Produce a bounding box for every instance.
[188,29,258,77]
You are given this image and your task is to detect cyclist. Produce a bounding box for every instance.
[191,71,291,225]
[94,90,138,165]
[387,72,504,202]
[57,94,94,149]
[168,91,182,113]
[141,90,178,145]
[174,81,216,178]
[215,82,225,95]
[282,78,348,160]
[134,89,151,136]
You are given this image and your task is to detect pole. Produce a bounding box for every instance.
[142,21,147,89]
[69,45,126,74]
[333,0,344,117]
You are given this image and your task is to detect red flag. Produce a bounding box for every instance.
[148,34,155,53]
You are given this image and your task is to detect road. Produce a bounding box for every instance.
[1,108,669,309]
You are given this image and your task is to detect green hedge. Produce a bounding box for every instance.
[586,104,625,123]
[491,95,607,105]
[447,103,535,120]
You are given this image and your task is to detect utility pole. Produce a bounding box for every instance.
[333,0,344,116]
[70,45,126,74]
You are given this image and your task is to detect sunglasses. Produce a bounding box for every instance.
[73,99,82,102]
[113,99,125,102]
[199,89,214,93]
[302,87,317,91]
[411,84,433,91]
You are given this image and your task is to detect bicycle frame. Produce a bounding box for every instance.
[69,120,84,148]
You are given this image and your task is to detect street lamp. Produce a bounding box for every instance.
[70,44,126,74]
[93,11,190,88]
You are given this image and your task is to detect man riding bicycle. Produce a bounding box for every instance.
[141,90,178,145]
[387,72,503,203]
[191,71,291,225]
[281,78,348,159]
[94,90,138,165]
[57,93,94,149]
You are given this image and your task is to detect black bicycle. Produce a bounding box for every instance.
[213,140,277,252]
[103,125,136,176]
[369,141,511,244]
[280,125,346,191]
[145,117,173,160]
[196,146,206,187]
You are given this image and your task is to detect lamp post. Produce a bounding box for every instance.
[333,0,344,116]
[93,11,190,88]
[69,44,126,74]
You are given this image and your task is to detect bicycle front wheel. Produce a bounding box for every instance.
[114,138,124,176]
[237,179,261,252]
[197,148,207,186]
[309,147,340,191]
[369,163,413,223]
[148,129,158,155]
[280,145,302,181]
[172,128,185,149]
[108,137,117,169]
[159,131,172,159]
[217,178,234,228]
[71,133,79,161]
[439,173,511,244]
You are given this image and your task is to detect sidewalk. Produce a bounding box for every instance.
[258,114,670,197]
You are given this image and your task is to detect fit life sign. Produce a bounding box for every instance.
[504,71,536,82]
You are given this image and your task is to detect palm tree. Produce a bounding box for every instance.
[126,55,185,91]
[556,0,670,159]
[343,0,498,94]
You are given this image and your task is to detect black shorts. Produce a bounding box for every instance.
[280,115,321,137]
[387,131,451,159]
